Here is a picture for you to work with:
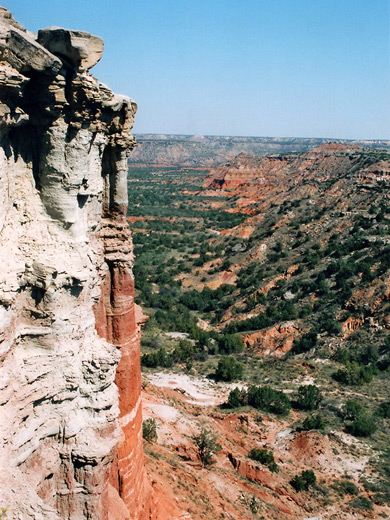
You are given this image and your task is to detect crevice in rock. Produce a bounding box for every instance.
[31,287,45,306]
[77,193,88,209]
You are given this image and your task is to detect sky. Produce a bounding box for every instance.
[3,0,390,139]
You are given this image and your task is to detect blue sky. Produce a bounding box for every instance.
[3,0,390,139]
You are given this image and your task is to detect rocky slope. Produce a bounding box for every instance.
[0,8,152,519]
[190,145,390,337]
[204,143,389,201]
[141,371,390,520]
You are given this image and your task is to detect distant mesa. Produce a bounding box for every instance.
[129,134,390,168]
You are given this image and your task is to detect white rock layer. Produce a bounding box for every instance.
[0,8,138,519]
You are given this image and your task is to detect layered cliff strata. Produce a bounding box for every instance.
[0,8,150,519]
[204,143,390,205]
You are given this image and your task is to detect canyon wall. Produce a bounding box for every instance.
[0,8,151,519]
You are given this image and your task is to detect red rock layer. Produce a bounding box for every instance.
[94,222,152,519]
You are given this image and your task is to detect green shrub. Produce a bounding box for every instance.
[342,399,377,437]
[172,339,195,363]
[247,385,291,415]
[299,304,313,318]
[332,480,359,496]
[141,347,173,368]
[292,331,317,354]
[290,475,306,491]
[321,319,342,335]
[290,470,317,491]
[249,495,259,514]
[359,344,379,366]
[217,333,244,354]
[341,481,359,495]
[193,428,221,466]
[221,258,232,270]
[332,361,374,386]
[143,418,158,442]
[349,496,373,511]
[227,385,291,415]
[343,399,365,421]
[227,387,248,408]
[296,385,322,411]
[347,414,377,437]
[377,401,390,419]
[301,414,325,431]
[248,448,278,472]
[215,356,244,382]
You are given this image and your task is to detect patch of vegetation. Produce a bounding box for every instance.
[343,399,365,420]
[290,470,317,491]
[227,387,248,408]
[301,414,325,431]
[227,385,291,415]
[249,495,259,514]
[332,361,375,386]
[143,418,158,442]
[349,496,373,511]
[129,154,390,512]
[193,428,221,466]
[248,448,278,472]
[361,473,390,506]
[331,480,359,496]
[377,401,390,419]
[346,414,377,437]
[215,356,244,382]
[141,333,242,369]
[342,399,377,437]
[291,331,318,354]
[216,333,244,354]
[295,385,322,411]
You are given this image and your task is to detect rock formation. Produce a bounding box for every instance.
[204,143,390,208]
[0,7,151,519]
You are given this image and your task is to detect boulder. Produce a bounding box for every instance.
[38,26,104,71]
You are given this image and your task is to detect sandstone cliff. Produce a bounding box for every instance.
[0,8,151,519]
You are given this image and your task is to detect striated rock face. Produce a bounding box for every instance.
[204,143,390,198]
[0,8,151,519]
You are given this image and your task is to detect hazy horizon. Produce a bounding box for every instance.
[132,132,390,142]
[4,0,390,140]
